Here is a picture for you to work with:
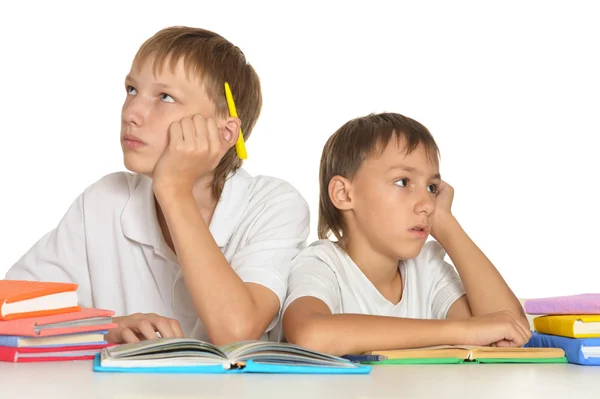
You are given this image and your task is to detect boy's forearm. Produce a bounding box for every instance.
[287,314,465,356]
[156,190,261,344]
[433,214,526,321]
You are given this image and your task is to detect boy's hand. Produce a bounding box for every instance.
[430,180,455,239]
[106,313,184,344]
[460,310,532,347]
[152,115,236,195]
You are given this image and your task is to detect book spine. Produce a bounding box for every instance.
[0,336,20,347]
[533,317,576,338]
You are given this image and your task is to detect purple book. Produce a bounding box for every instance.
[524,294,600,315]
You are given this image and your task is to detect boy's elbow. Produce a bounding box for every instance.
[208,319,265,346]
[286,319,334,354]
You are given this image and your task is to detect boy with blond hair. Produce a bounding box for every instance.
[281,112,530,356]
[6,26,309,346]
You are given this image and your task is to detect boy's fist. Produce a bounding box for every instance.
[460,310,532,347]
[152,114,239,194]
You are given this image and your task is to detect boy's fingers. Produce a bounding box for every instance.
[192,114,208,139]
[169,319,185,338]
[154,318,175,338]
[136,320,159,341]
[121,328,140,344]
[169,121,184,145]
[180,117,196,143]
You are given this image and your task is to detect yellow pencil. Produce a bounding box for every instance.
[224,82,247,160]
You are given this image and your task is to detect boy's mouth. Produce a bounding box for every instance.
[409,224,428,232]
[408,224,429,238]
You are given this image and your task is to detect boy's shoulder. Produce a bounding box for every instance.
[80,171,147,208]
[229,168,309,210]
[292,239,344,268]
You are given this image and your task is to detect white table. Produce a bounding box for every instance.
[1,361,598,399]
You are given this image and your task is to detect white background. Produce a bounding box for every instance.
[0,1,598,299]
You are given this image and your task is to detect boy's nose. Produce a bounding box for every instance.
[122,97,148,127]
[414,192,435,216]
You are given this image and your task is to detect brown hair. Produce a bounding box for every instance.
[318,112,440,241]
[132,26,262,198]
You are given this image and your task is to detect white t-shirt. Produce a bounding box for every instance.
[5,168,310,341]
[275,239,465,340]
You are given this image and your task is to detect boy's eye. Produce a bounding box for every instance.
[394,178,409,187]
[428,184,438,194]
[126,85,137,95]
[160,93,175,103]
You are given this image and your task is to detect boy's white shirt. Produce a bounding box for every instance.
[273,239,465,341]
[5,168,310,341]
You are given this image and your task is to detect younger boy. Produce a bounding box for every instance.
[281,112,530,356]
[5,26,309,346]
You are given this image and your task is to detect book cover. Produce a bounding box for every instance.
[524,294,600,315]
[358,345,567,365]
[0,308,116,337]
[525,332,600,366]
[533,315,600,338]
[93,338,371,374]
[0,343,108,363]
[0,280,80,320]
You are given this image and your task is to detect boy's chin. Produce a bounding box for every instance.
[394,243,426,260]
[123,156,155,177]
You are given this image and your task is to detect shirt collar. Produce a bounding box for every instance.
[121,170,251,250]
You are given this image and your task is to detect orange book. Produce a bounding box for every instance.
[0,280,80,320]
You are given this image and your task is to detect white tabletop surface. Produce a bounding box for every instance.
[0,360,598,399]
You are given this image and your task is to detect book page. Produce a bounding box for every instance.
[221,341,356,367]
[370,346,471,360]
[471,347,565,359]
[106,338,227,361]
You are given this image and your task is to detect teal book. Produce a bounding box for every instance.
[93,337,371,374]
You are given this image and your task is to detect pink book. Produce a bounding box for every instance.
[0,343,116,363]
[0,308,117,337]
[524,294,600,315]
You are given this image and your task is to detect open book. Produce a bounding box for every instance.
[359,345,567,364]
[93,338,371,374]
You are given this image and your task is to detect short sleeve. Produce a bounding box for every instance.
[283,253,342,315]
[230,188,310,331]
[4,194,93,307]
[423,241,466,319]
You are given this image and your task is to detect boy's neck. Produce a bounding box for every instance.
[340,233,403,301]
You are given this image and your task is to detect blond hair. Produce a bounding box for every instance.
[133,26,262,198]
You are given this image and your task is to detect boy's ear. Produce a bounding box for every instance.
[222,117,242,149]
[329,175,354,211]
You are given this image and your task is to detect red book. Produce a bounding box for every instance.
[0,343,111,363]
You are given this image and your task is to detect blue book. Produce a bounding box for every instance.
[93,338,371,374]
[0,330,108,348]
[525,332,600,366]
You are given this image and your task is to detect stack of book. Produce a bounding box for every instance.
[0,280,117,363]
[524,293,600,366]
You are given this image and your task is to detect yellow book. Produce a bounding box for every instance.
[533,315,600,338]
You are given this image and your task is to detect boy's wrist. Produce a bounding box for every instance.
[430,213,460,242]
[153,184,195,210]
[441,319,470,345]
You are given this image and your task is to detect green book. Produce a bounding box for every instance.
[361,345,567,365]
